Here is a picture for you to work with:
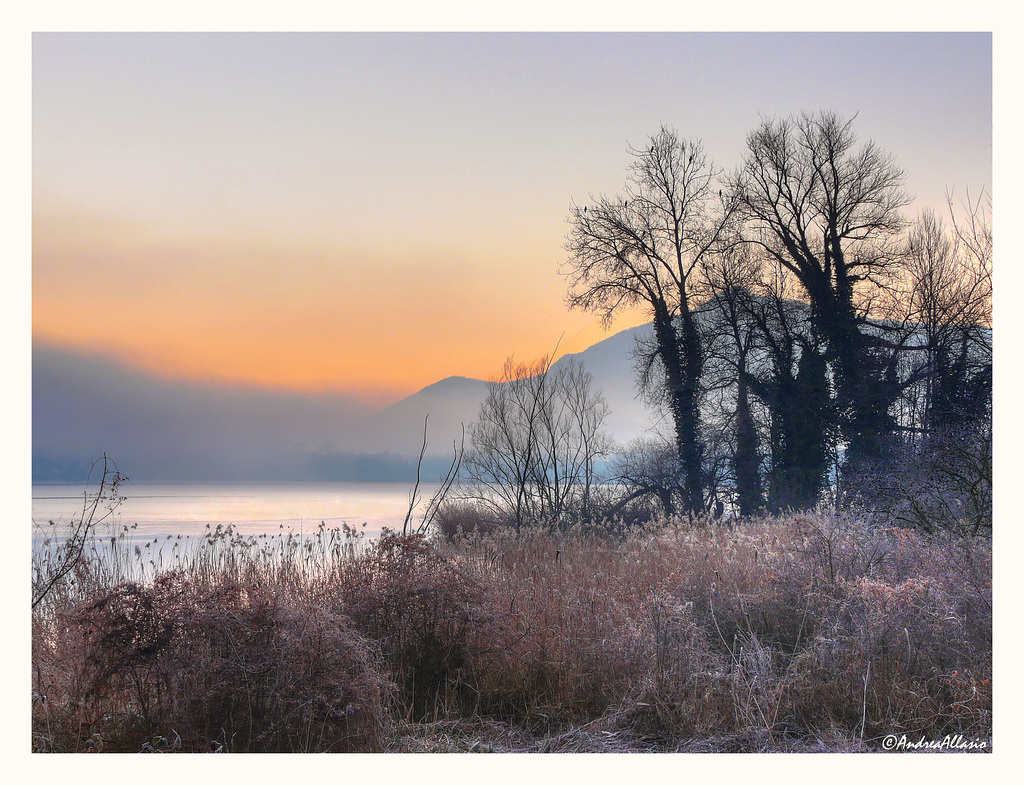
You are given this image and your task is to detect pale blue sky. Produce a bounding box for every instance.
[34,32,990,242]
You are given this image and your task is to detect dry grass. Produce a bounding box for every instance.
[32,512,991,752]
[432,499,508,539]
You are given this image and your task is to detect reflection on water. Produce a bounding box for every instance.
[32,481,443,543]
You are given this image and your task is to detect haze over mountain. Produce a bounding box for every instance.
[33,324,664,483]
[352,324,662,458]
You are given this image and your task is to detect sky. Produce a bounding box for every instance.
[31,30,992,406]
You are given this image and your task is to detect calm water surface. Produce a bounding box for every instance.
[32,481,443,543]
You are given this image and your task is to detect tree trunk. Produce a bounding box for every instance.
[734,367,763,517]
[652,301,704,514]
[810,276,897,476]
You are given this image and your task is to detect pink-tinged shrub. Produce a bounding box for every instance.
[787,573,991,740]
[34,571,392,752]
[328,532,497,719]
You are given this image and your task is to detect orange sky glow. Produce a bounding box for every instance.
[33,196,647,403]
[32,32,991,407]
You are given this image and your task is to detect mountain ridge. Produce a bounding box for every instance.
[33,323,661,481]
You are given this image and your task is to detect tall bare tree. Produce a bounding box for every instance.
[862,201,992,534]
[729,111,911,472]
[946,187,992,358]
[901,209,991,432]
[564,126,736,514]
[700,243,766,516]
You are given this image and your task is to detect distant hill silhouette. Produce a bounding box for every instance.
[352,325,663,457]
[33,324,665,482]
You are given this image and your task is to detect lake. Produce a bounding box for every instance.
[32,481,444,545]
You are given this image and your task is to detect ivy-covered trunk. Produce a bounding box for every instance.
[652,302,705,515]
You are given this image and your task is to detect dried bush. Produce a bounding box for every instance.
[331,532,497,719]
[35,572,391,752]
[849,427,992,537]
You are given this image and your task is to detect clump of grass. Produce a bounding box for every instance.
[432,499,508,539]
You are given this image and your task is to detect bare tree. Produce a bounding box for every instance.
[32,455,127,610]
[462,355,610,531]
[859,202,992,536]
[564,126,737,514]
[948,188,992,312]
[946,187,992,361]
[402,416,465,536]
[896,209,991,434]
[699,243,767,517]
[610,437,684,518]
[729,111,911,472]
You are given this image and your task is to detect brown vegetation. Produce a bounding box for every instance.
[32,513,991,753]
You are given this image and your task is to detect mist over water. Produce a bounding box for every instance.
[32,325,661,484]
